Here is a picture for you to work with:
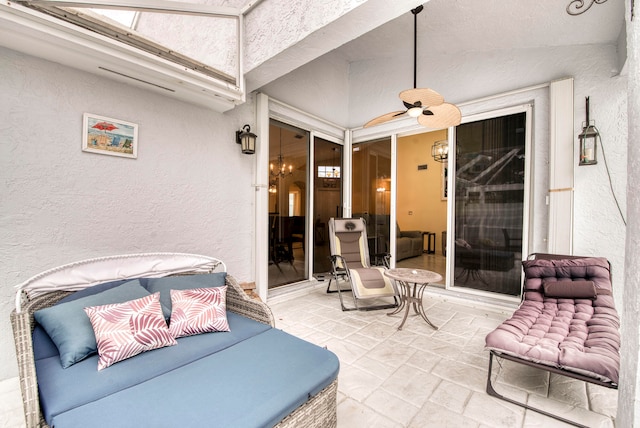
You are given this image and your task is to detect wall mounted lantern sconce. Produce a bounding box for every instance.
[431,140,448,163]
[236,124,256,155]
[578,97,599,166]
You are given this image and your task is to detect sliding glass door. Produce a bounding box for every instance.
[351,138,392,263]
[312,138,343,276]
[452,109,529,296]
[268,120,308,288]
[267,118,345,289]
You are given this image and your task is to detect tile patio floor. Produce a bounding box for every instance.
[1,284,618,428]
[269,285,617,428]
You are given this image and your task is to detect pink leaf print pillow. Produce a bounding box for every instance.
[84,292,176,370]
[169,286,230,338]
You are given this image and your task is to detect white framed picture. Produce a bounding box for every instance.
[82,113,138,159]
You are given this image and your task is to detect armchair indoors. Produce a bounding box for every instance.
[396,225,423,261]
[327,217,398,311]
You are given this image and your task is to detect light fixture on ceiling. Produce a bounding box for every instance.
[578,96,599,166]
[236,124,256,154]
[431,140,448,163]
[364,5,461,129]
[271,127,294,178]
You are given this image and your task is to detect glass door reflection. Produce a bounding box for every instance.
[352,138,392,265]
[268,120,308,288]
[312,138,343,277]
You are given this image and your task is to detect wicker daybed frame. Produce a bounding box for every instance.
[11,253,337,428]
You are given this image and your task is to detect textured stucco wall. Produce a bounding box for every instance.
[0,47,255,381]
[244,0,366,72]
[618,4,640,426]
[135,13,239,80]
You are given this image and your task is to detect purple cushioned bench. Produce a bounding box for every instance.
[484,254,620,427]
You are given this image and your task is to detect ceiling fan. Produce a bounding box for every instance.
[364,5,461,129]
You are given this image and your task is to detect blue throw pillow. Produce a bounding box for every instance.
[34,280,152,368]
[145,272,227,317]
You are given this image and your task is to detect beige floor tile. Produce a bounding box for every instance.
[337,397,403,428]
[343,331,384,350]
[587,383,618,417]
[352,355,397,381]
[496,359,550,397]
[432,357,491,393]
[325,337,369,365]
[526,393,615,427]
[338,365,385,402]
[408,401,480,428]
[0,378,26,428]
[357,320,399,340]
[367,338,419,366]
[364,389,421,426]
[314,319,362,338]
[381,365,441,407]
[405,348,441,373]
[428,379,473,414]
[463,391,525,427]
[409,335,463,360]
[548,374,589,407]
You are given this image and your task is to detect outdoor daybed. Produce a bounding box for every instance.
[11,253,339,428]
[485,254,620,427]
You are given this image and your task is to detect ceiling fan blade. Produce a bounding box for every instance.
[364,111,406,128]
[399,88,444,108]
[417,103,462,128]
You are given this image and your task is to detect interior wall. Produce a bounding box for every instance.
[0,47,255,381]
[397,130,447,253]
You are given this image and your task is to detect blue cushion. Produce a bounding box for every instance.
[34,280,151,368]
[32,326,58,361]
[56,278,134,303]
[33,279,134,361]
[36,312,271,424]
[48,329,339,428]
[145,272,227,317]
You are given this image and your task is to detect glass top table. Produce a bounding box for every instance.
[384,268,443,330]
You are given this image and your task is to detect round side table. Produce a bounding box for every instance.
[384,268,442,330]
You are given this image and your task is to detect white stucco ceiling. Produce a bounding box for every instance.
[336,0,625,62]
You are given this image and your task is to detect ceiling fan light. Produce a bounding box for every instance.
[407,107,423,118]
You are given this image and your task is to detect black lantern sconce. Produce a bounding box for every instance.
[431,140,448,163]
[578,97,599,166]
[236,124,257,155]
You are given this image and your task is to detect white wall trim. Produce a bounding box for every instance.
[255,93,270,301]
[547,78,575,254]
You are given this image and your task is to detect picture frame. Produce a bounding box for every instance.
[82,113,138,159]
[442,163,448,200]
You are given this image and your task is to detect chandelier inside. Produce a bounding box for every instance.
[270,154,293,179]
[269,127,294,194]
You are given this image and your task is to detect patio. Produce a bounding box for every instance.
[270,285,617,427]
[1,283,618,428]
